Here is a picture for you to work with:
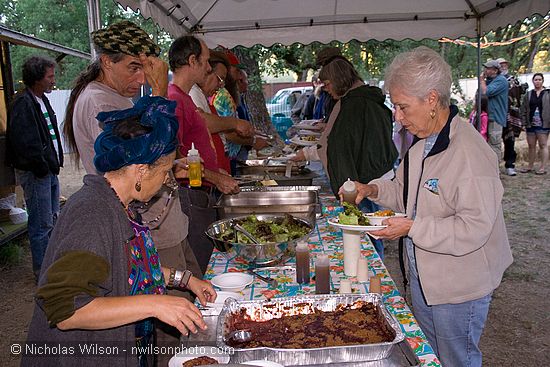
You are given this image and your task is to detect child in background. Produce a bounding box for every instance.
[469,95,489,141]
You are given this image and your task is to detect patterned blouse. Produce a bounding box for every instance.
[127,219,165,367]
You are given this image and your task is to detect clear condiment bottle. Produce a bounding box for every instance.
[295,242,310,284]
[187,143,202,188]
[315,254,330,294]
[342,178,357,204]
[369,275,381,293]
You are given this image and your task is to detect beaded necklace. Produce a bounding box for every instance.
[104,176,178,226]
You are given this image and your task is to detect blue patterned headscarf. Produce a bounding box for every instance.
[94,96,179,172]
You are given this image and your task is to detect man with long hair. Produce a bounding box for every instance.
[6,56,62,280]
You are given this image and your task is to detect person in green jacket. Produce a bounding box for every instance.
[322,58,397,258]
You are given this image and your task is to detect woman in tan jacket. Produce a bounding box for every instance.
[341,47,513,367]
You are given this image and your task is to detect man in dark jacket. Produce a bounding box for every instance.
[5,56,63,279]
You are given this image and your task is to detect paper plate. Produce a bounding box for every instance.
[207,291,245,307]
[327,217,387,232]
[290,136,318,146]
[211,273,253,292]
[243,360,285,367]
[297,129,321,136]
[365,212,407,226]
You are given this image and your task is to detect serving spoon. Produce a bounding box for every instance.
[225,329,252,344]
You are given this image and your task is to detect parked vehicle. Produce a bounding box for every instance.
[266,86,313,118]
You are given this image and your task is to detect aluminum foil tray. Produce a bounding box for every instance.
[216,294,405,365]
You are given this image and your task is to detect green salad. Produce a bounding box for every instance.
[220,214,310,244]
[338,202,370,225]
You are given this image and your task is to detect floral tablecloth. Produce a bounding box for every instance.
[204,193,441,367]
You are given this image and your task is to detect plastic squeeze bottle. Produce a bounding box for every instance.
[315,254,330,294]
[187,143,202,188]
[295,242,310,284]
[341,178,357,204]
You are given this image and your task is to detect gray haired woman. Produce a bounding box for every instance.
[341,47,513,367]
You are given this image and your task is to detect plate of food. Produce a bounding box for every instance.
[290,136,319,146]
[365,210,407,226]
[169,347,230,367]
[327,203,387,231]
[297,129,321,137]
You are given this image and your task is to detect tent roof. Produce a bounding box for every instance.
[117,0,550,47]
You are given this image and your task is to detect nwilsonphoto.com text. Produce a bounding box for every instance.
[12,342,234,357]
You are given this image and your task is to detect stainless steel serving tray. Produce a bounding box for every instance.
[216,294,405,365]
[216,186,321,224]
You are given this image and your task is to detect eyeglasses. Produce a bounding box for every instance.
[215,73,225,87]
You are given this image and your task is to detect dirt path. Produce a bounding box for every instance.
[1,154,549,366]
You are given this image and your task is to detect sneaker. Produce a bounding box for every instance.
[505,168,517,176]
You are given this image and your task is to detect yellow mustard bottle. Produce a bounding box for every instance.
[187,143,202,188]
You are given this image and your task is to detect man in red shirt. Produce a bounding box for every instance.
[168,35,241,273]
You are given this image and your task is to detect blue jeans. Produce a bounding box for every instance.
[16,170,59,277]
[358,198,384,259]
[409,272,492,367]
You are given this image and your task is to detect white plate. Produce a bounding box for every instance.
[266,155,295,162]
[207,291,244,306]
[297,129,321,136]
[211,272,253,292]
[290,136,318,146]
[327,217,387,232]
[168,347,230,367]
[243,360,285,367]
[365,212,407,226]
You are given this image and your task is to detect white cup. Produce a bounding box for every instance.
[339,278,352,294]
[342,230,361,276]
[356,258,369,282]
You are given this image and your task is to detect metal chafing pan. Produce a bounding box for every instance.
[216,186,321,224]
[216,294,405,365]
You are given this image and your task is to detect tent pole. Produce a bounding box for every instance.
[86,0,102,59]
[476,17,482,129]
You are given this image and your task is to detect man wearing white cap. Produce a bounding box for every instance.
[480,60,509,165]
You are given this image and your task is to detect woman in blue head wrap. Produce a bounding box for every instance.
[24,96,216,367]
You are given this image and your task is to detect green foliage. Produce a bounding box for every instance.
[0,0,172,89]
[0,241,24,266]
[252,14,549,84]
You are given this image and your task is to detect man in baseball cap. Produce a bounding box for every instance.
[483,59,501,70]
[480,60,509,165]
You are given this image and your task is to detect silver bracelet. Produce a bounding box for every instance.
[178,270,193,289]
[173,270,184,288]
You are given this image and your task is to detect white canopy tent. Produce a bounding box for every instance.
[116,0,550,47]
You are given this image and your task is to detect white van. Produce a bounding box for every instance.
[266,86,313,118]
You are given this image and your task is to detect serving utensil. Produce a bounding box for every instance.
[225,329,252,344]
[233,223,260,244]
[247,266,278,288]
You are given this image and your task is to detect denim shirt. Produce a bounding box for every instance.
[485,74,509,126]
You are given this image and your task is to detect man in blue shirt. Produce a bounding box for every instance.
[480,60,509,168]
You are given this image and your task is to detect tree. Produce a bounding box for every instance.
[0,0,172,90]
[233,46,283,145]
